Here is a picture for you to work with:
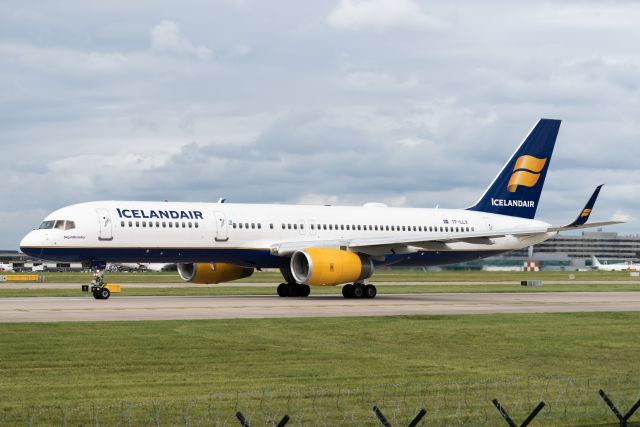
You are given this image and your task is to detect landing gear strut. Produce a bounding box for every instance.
[342,283,377,299]
[277,283,310,297]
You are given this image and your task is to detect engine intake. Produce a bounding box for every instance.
[290,248,373,286]
[177,263,253,284]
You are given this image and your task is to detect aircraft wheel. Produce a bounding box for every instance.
[287,283,299,297]
[364,284,377,299]
[352,284,364,299]
[92,291,102,300]
[99,288,111,300]
[342,284,353,298]
[277,283,288,297]
[300,285,310,297]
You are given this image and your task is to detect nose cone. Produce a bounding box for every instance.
[19,231,42,257]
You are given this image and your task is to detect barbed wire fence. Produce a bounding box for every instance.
[3,375,640,426]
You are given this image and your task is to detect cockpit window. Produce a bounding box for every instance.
[39,220,75,230]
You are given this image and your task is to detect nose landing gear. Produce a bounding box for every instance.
[81,269,121,299]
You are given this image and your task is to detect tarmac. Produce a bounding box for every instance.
[2,291,640,323]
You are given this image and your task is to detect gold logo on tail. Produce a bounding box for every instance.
[507,155,547,193]
[580,208,592,218]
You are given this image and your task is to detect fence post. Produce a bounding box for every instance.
[492,399,545,427]
[373,405,427,427]
[598,389,640,427]
[235,411,289,427]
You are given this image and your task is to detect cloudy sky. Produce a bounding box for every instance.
[1,0,639,249]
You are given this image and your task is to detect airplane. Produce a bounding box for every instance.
[0,262,14,272]
[107,262,174,272]
[20,118,622,299]
[590,255,640,272]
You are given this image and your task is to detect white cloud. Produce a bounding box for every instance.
[327,0,445,31]
[339,71,420,92]
[150,20,212,59]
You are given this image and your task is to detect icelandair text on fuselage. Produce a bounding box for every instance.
[491,198,535,208]
[116,208,204,220]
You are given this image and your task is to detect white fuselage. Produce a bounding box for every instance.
[20,201,555,268]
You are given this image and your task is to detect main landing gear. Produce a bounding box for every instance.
[342,283,377,299]
[277,283,311,297]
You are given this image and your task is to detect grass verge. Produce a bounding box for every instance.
[0,313,639,425]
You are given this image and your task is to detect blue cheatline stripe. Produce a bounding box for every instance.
[21,246,506,269]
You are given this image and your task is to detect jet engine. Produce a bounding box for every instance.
[290,248,373,286]
[177,262,253,284]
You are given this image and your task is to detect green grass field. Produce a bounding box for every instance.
[1,313,640,425]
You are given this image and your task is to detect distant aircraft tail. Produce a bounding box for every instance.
[467,118,561,219]
[591,255,602,268]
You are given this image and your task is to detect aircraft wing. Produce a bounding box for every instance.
[270,226,549,256]
[547,185,624,232]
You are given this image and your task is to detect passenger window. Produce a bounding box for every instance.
[129,221,133,227]
[340,224,344,230]
[294,224,298,230]
[121,221,125,227]
[374,225,378,231]
[244,223,248,229]
[251,223,255,229]
[188,222,192,228]
[195,223,199,228]
[300,224,304,230]
[142,222,146,227]
[323,224,327,230]
[258,223,262,229]
[136,221,140,227]
[287,224,292,230]
[149,222,153,228]
[346,225,350,230]
[270,223,274,229]
[311,224,315,230]
[329,224,333,230]
[282,224,285,230]
[162,222,166,228]
[169,222,173,228]
[239,223,243,229]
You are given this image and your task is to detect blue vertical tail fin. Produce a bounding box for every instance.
[467,118,561,219]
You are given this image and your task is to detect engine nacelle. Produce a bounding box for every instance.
[177,263,253,284]
[290,248,373,286]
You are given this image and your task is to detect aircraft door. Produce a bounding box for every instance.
[214,211,229,242]
[96,208,113,241]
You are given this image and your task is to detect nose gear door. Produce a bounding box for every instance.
[96,208,113,241]
[214,211,229,242]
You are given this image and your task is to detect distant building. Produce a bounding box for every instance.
[0,250,82,272]
[439,231,640,271]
